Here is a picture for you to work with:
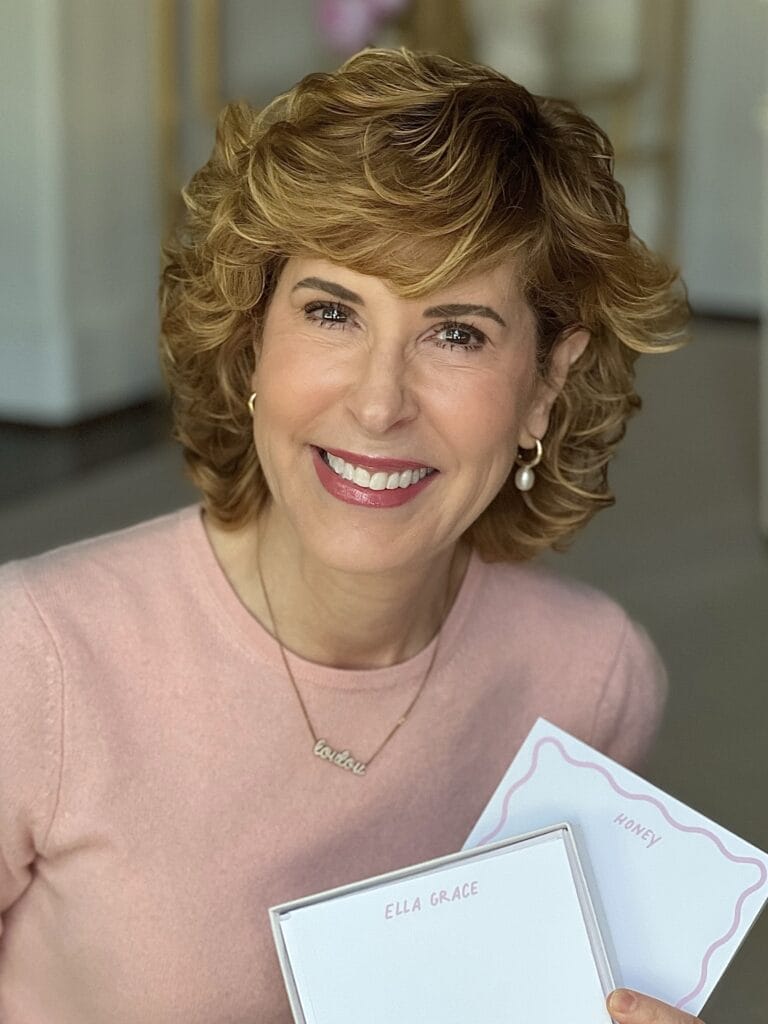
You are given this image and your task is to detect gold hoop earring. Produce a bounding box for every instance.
[247,392,257,416]
[514,438,543,492]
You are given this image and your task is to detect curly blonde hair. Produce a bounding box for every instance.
[160,47,689,561]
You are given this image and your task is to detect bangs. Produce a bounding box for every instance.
[281,225,532,299]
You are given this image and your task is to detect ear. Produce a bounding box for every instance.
[519,328,590,447]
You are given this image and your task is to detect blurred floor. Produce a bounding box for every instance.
[1,317,766,1022]
[0,399,172,504]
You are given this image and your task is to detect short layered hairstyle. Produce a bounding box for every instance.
[160,47,689,561]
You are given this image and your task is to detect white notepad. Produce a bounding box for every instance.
[464,719,768,1015]
[271,824,615,1024]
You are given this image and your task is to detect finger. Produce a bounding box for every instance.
[607,988,704,1024]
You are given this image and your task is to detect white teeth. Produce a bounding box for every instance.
[320,450,433,491]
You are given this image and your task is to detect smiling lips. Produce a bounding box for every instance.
[311,445,438,508]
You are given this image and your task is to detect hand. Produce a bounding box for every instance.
[607,989,705,1023]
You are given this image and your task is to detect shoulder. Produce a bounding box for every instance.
[472,556,667,769]
[0,505,201,648]
[476,556,631,647]
[3,505,198,601]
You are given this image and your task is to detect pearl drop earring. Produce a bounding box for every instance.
[514,439,543,491]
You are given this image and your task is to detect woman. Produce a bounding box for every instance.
[0,47,696,1024]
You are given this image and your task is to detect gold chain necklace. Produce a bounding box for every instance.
[255,540,456,777]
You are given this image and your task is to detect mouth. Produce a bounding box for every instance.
[313,446,438,492]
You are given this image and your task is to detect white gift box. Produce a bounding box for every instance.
[270,823,616,1024]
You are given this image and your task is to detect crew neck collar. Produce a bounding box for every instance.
[179,504,483,691]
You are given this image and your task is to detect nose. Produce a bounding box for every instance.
[343,338,419,437]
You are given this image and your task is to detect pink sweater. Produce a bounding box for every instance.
[0,506,666,1023]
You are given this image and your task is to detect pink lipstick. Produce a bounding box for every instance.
[310,446,438,509]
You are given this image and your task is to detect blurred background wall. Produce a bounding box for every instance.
[1,1,160,424]
[1,2,767,1020]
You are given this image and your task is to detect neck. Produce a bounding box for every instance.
[203,508,470,670]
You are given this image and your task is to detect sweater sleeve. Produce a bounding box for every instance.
[589,614,668,772]
[0,562,63,931]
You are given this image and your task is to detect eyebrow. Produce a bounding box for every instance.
[422,303,507,328]
[291,277,508,328]
[293,277,363,305]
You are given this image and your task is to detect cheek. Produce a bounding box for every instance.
[256,334,335,426]
[443,371,534,465]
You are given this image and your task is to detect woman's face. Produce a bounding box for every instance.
[251,256,584,574]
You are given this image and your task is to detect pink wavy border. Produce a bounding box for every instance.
[474,735,767,1011]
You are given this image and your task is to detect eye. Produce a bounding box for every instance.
[303,300,355,330]
[433,321,487,352]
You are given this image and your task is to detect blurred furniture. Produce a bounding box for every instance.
[551,0,686,263]
[398,0,473,58]
[468,0,685,260]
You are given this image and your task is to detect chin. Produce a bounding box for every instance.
[304,523,437,578]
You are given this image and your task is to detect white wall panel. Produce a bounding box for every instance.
[678,0,765,315]
[0,0,160,424]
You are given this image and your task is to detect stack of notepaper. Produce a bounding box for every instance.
[271,719,768,1024]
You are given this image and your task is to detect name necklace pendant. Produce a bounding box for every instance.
[256,540,453,777]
